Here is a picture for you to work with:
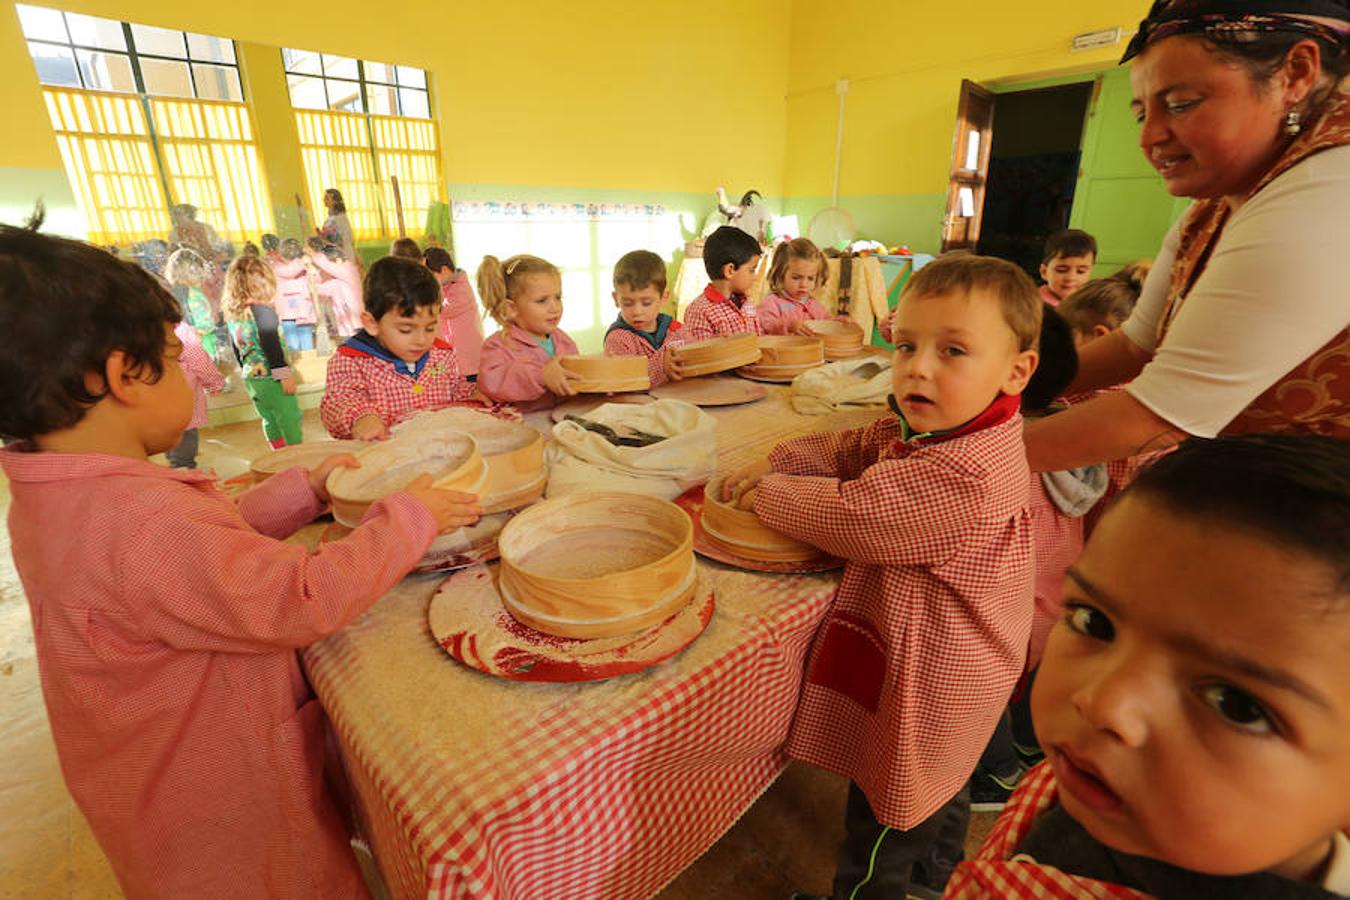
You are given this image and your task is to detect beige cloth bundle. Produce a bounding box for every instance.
[544,399,717,500]
[789,356,893,416]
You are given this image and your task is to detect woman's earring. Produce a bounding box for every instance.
[1285,109,1302,136]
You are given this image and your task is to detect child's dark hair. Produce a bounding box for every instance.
[1126,434,1350,597]
[261,233,279,253]
[703,225,761,281]
[390,237,422,260]
[279,237,303,260]
[423,246,455,272]
[1042,229,1098,264]
[363,256,441,319]
[613,250,667,294]
[1058,272,1143,339]
[0,214,181,440]
[1021,304,1078,413]
[305,236,326,253]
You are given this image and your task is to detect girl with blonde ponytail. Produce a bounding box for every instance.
[475,253,581,410]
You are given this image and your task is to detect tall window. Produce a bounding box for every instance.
[283,47,441,242]
[19,5,270,245]
[18,4,242,101]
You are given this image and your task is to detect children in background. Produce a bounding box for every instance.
[321,257,474,441]
[306,236,361,339]
[684,225,763,340]
[165,247,218,359]
[475,254,581,410]
[261,232,281,263]
[603,249,685,387]
[390,237,422,260]
[725,254,1041,900]
[0,220,483,900]
[1038,229,1097,307]
[1057,270,1143,352]
[947,434,1350,898]
[166,320,225,469]
[757,237,833,335]
[971,305,1104,809]
[424,246,485,377]
[224,256,304,449]
[271,238,316,351]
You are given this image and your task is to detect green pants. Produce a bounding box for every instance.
[245,377,304,445]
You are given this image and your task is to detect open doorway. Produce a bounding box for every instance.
[977,82,1094,277]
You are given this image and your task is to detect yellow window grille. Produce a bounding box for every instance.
[150,97,275,245]
[43,87,170,245]
[371,115,441,239]
[294,109,384,241]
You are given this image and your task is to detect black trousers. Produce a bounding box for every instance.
[831,782,971,900]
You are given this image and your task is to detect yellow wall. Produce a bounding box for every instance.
[0,0,789,200]
[783,0,1147,197]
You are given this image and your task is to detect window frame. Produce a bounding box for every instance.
[18,5,242,101]
[281,49,431,119]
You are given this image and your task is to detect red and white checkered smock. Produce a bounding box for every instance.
[174,320,225,430]
[602,320,685,387]
[1026,472,1084,669]
[0,448,439,899]
[753,398,1034,828]
[944,762,1148,899]
[477,323,580,411]
[683,285,763,341]
[320,339,475,439]
[1061,386,1158,538]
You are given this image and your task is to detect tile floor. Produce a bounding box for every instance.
[0,412,995,899]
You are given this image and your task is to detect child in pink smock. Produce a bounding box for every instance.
[307,238,363,337]
[424,246,485,377]
[271,238,316,351]
[757,237,835,335]
[475,253,581,410]
[0,222,484,899]
[724,254,1042,900]
[683,225,763,340]
[603,249,685,387]
[165,319,225,469]
[321,257,475,441]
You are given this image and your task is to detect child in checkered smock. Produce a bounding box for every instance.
[0,220,485,899]
[724,254,1043,900]
[946,435,1350,899]
[475,253,582,411]
[320,256,475,441]
[603,249,686,387]
[757,237,835,336]
[683,225,763,340]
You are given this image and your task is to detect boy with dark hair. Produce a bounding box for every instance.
[424,246,485,377]
[321,256,474,440]
[603,249,685,386]
[1039,229,1098,307]
[0,220,480,899]
[684,224,763,340]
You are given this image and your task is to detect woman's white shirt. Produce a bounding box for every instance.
[1122,143,1350,437]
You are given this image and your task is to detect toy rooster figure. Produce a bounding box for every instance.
[715,186,769,245]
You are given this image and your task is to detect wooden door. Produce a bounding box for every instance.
[942,79,996,252]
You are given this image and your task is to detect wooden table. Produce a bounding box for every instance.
[302,388,887,899]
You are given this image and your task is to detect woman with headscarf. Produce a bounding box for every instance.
[1022,0,1350,475]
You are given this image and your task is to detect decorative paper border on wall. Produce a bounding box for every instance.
[452,201,668,222]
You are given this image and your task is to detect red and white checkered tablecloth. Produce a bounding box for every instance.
[301,388,888,899]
